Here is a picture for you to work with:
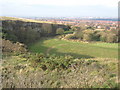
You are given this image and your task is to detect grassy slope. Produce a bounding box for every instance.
[1,17,119,88]
[2,54,118,88]
[0,16,51,23]
[0,16,61,24]
[29,38,118,59]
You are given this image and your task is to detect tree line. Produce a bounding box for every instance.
[64,26,119,43]
[2,20,70,44]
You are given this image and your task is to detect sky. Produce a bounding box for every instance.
[0,0,119,17]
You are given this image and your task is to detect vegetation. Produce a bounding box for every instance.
[2,18,70,44]
[29,38,118,59]
[65,29,119,43]
[2,53,118,88]
[56,28,64,35]
[1,17,119,88]
[64,30,74,34]
[0,16,55,24]
[2,39,26,53]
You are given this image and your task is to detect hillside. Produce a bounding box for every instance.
[1,16,53,24]
[29,38,118,59]
[1,17,119,88]
[1,17,70,44]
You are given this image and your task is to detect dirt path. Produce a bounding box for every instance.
[45,44,66,55]
[46,46,55,55]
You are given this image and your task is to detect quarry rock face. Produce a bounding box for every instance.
[2,20,70,44]
[2,20,69,35]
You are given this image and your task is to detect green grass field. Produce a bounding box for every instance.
[29,38,118,59]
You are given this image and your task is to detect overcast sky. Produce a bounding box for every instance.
[0,0,119,17]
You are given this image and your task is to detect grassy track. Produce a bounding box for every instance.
[29,38,118,59]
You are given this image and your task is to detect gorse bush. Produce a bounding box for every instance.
[64,34,78,39]
[106,33,118,43]
[2,52,118,88]
[65,29,118,43]
[74,30,83,40]
[100,32,107,42]
[56,28,64,35]
[20,53,76,71]
[83,33,93,41]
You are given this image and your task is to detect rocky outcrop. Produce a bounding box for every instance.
[2,20,70,44]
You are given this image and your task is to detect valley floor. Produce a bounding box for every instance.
[29,38,118,59]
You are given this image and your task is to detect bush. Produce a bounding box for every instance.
[56,28,64,35]
[92,31,100,41]
[106,33,118,43]
[64,34,78,39]
[82,30,94,41]
[100,32,118,43]
[83,34,93,41]
[74,31,83,40]
[64,29,118,43]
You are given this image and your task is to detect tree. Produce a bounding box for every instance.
[56,28,64,35]
[106,33,118,43]
[74,30,83,40]
[82,30,94,41]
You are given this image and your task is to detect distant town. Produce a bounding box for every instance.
[25,17,118,31]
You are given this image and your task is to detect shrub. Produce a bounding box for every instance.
[106,33,118,43]
[92,31,100,41]
[74,31,83,40]
[100,32,118,43]
[99,32,107,42]
[64,29,118,43]
[56,28,64,35]
[83,34,93,41]
[64,34,78,39]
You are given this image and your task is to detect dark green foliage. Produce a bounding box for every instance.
[64,30,74,34]
[66,29,118,43]
[86,26,95,30]
[100,32,107,42]
[92,31,100,41]
[2,20,70,44]
[4,33,18,42]
[118,29,120,42]
[27,53,75,71]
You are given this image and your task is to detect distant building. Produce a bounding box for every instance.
[110,27,117,30]
[97,26,101,29]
